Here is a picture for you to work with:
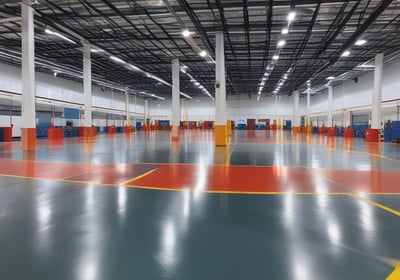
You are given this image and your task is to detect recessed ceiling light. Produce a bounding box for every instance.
[182,29,191,37]
[341,50,350,57]
[199,50,207,57]
[282,28,289,34]
[326,76,335,80]
[264,72,269,76]
[272,55,279,60]
[278,40,286,47]
[355,39,367,46]
[194,82,200,86]
[288,11,296,22]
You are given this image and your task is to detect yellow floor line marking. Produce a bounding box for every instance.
[120,169,157,185]
[349,193,400,217]
[385,259,400,280]
[302,166,400,216]
[386,266,400,280]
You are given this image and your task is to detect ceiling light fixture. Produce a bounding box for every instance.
[287,11,296,22]
[282,28,289,35]
[341,50,350,57]
[326,76,335,80]
[110,56,125,64]
[182,29,191,37]
[199,50,207,57]
[355,39,367,46]
[45,29,76,44]
[272,55,279,60]
[278,40,286,47]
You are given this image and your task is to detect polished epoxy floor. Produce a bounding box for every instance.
[1,130,400,280]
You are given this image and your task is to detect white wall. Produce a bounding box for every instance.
[0,62,146,119]
[150,94,294,122]
[305,60,400,126]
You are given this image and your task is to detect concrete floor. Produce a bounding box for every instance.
[0,130,400,279]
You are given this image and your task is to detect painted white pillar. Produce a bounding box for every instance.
[83,42,92,127]
[307,88,311,126]
[293,91,299,127]
[371,53,383,129]
[215,31,227,146]
[144,99,149,125]
[171,59,180,139]
[21,0,36,150]
[327,86,333,127]
[125,91,130,127]
[274,95,278,119]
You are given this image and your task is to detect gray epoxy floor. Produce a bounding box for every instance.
[0,130,400,280]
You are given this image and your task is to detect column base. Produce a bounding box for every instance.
[171,125,179,141]
[215,125,227,146]
[48,128,64,139]
[365,128,379,142]
[344,128,354,137]
[82,126,96,137]
[327,127,336,137]
[124,126,133,134]
[226,120,232,137]
[292,126,301,133]
[22,128,36,150]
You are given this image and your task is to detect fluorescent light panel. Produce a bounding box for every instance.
[278,40,286,47]
[110,56,125,64]
[45,29,76,44]
[182,29,190,37]
[355,39,367,46]
[341,50,350,57]
[288,11,296,22]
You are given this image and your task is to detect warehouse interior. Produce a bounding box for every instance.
[1,1,400,279]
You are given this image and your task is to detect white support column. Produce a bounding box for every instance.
[83,42,92,129]
[171,59,180,139]
[125,91,130,127]
[371,53,383,129]
[21,0,36,150]
[215,31,227,146]
[292,91,300,130]
[144,99,149,125]
[327,86,333,127]
[307,88,311,126]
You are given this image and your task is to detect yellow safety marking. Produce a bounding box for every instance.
[385,259,400,280]
[120,168,157,185]
[302,167,400,216]
[386,266,400,280]
[349,193,400,217]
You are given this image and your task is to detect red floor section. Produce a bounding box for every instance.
[320,169,400,194]
[1,158,400,194]
[125,165,346,193]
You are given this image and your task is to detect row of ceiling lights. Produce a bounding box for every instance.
[322,38,368,87]
[257,11,296,101]
[180,66,214,100]
[255,9,370,98]
[45,28,193,100]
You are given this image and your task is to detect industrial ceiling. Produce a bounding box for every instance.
[0,0,399,100]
